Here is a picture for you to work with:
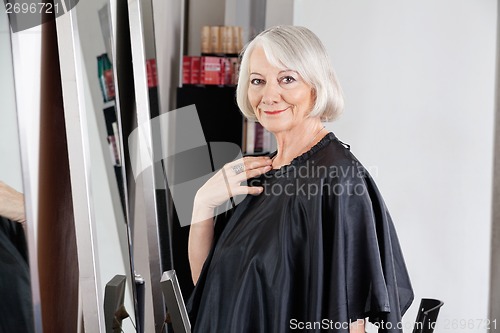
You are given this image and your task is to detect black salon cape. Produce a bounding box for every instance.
[187,133,414,332]
[0,216,33,333]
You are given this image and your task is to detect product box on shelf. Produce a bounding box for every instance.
[98,53,115,102]
[220,58,231,85]
[200,56,222,85]
[146,58,157,88]
[210,26,221,54]
[191,56,201,84]
[182,56,239,86]
[183,56,191,85]
[200,25,243,55]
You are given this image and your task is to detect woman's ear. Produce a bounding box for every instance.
[306,87,317,117]
[311,87,317,103]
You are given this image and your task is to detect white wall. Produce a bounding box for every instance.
[266,0,293,28]
[188,0,225,55]
[153,0,184,109]
[225,0,267,42]
[295,1,496,332]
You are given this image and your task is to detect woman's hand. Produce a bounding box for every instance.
[0,181,26,223]
[189,156,272,284]
[192,156,272,222]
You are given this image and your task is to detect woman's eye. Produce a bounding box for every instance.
[250,78,263,85]
[281,76,296,84]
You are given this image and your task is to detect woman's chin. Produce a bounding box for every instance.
[256,115,288,131]
[258,121,289,135]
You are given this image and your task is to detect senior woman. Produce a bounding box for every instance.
[187,26,413,333]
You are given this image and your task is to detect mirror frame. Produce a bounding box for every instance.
[4,14,43,333]
[127,0,166,330]
[54,8,106,331]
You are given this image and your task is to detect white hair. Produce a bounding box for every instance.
[236,25,344,121]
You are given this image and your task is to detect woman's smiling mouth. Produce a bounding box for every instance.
[262,107,290,115]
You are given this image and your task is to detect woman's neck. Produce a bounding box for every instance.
[272,119,327,169]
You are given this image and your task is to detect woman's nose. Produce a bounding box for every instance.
[261,81,281,105]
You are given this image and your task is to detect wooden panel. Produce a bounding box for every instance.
[38,16,79,333]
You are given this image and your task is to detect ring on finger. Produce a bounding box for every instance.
[232,163,245,175]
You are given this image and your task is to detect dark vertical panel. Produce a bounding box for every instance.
[114,0,136,233]
[171,85,243,300]
[38,16,79,333]
[114,1,143,330]
[176,86,243,147]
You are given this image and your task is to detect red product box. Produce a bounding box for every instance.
[104,69,115,99]
[220,58,231,85]
[183,56,192,85]
[146,58,157,87]
[190,56,201,84]
[229,57,239,85]
[200,56,222,85]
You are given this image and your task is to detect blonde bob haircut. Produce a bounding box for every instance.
[236,25,344,122]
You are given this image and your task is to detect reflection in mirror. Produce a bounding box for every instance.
[0,9,35,332]
[67,0,138,331]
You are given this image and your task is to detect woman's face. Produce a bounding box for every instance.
[247,46,315,134]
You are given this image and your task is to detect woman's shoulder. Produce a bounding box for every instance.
[309,133,367,177]
[271,132,372,186]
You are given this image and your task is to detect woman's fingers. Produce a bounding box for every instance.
[197,156,272,210]
[217,156,271,200]
[243,156,272,170]
[236,164,271,182]
[243,157,272,179]
[227,156,272,178]
[232,185,264,196]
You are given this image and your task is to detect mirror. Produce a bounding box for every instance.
[0,9,37,332]
[52,0,319,330]
[55,0,180,330]
[53,0,138,331]
[3,2,292,329]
